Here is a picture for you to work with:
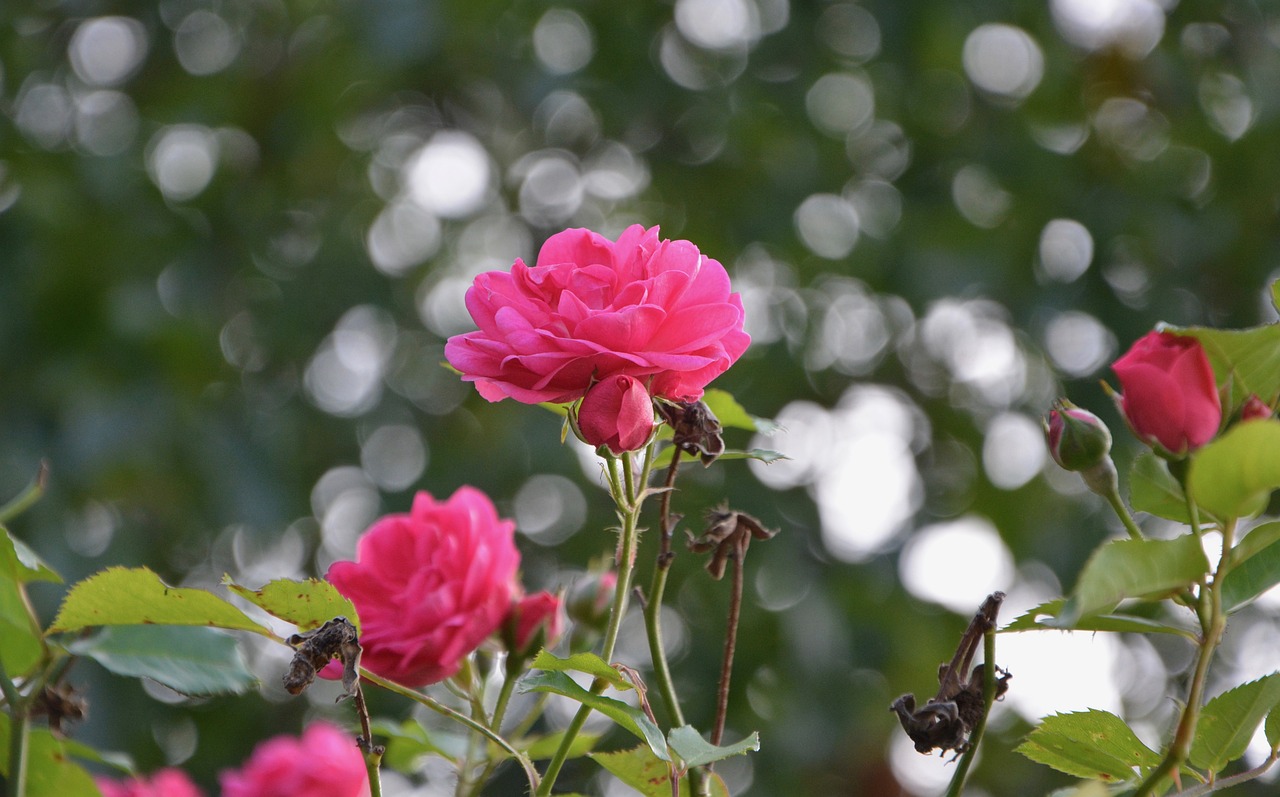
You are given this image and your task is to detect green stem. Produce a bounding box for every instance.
[1102,485,1144,542]
[645,449,686,728]
[464,667,524,797]
[0,660,28,797]
[0,461,48,524]
[944,624,998,797]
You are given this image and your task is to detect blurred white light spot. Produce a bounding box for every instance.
[583,142,650,201]
[963,24,1044,100]
[805,72,875,137]
[69,17,148,87]
[920,299,1026,408]
[982,413,1045,490]
[817,4,881,62]
[1199,73,1253,141]
[360,425,428,492]
[1094,97,1169,161]
[174,10,240,76]
[807,281,890,375]
[674,0,760,51]
[312,467,381,563]
[15,81,74,149]
[1038,218,1094,282]
[794,193,860,259]
[888,731,955,793]
[847,121,912,180]
[367,200,442,276]
[74,90,140,156]
[517,152,584,226]
[533,9,595,75]
[1031,122,1090,155]
[749,400,831,491]
[514,474,588,546]
[405,132,492,219]
[1051,0,1166,59]
[146,125,219,201]
[1180,22,1230,59]
[952,164,1011,228]
[999,626,1123,721]
[899,516,1014,612]
[304,305,397,417]
[844,179,902,240]
[1044,311,1116,377]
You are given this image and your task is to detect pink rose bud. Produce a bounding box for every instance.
[1240,394,1273,422]
[1044,402,1112,472]
[567,570,617,631]
[445,225,750,404]
[326,487,520,687]
[96,769,203,797]
[505,591,565,656]
[1111,330,1222,455]
[576,374,655,454]
[220,724,369,797]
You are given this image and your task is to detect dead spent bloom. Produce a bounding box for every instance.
[687,506,777,579]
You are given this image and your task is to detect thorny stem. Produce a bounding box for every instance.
[711,543,745,747]
[352,686,383,797]
[537,448,653,796]
[944,624,1000,797]
[1168,745,1279,797]
[645,449,686,727]
[1,660,29,797]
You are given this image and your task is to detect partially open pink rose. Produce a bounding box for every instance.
[1111,330,1222,454]
[506,591,565,656]
[445,225,749,404]
[96,769,203,797]
[577,374,655,454]
[326,487,520,686]
[220,723,368,797]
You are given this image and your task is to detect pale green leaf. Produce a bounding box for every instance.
[1221,523,1280,612]
[1188,420,1280,520]
[666,725,759,767]
[530,650,631,690]
[49,567,270,635]
[0,525,61,583]
[370,718,467,772]
[1189,673,1280,773]
[1016,710,1160,782]
[1057,536,1209,625]
[652,446,787,469]
[702,388,779,434]
[224,576,360,633]
[1003,600,1194,639]
[590,746,730,797]
[0,571,44,676]
[68,625,256,696]
[1129,453,1194,523]
[517,670,669,760]
[1266,703,1280,750]
[521,730,603,760]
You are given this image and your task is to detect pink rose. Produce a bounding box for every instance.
[1044,403,1112,473]
[505,591,565,656]
[1240,394,1273,422]
[95,769,203,797]
[1111,331,1222,454]
[445,225,750,404]
[220,723,368,797]
[576,374,655,454]
[326,487,520,686]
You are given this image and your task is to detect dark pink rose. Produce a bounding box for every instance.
[1240,394,1273,422]
[445,225,750,404]
[326,487,520,686]
[577,374,655,454]
[220,723,368,797]
[1111,331,1222,454]
[95,769,203,797]
[506,591,565,655]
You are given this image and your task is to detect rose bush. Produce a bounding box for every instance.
[445,225,750,404]
[1111,330,1222,454]
[95,769,203,797]
[326,487,520,686]
[220,723,369,797]
[576,374,655,454]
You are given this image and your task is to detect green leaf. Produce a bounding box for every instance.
[652,446,787,469]
[0,571,44,676]
[370,718,467,772]
[1271,280,1280,315]
[702,388,779,434]
[1175,323,1280,418]
[224,576,360,633]
[49,567,270,635]
[517,670,669,761]
[1129,454,1194,523]
[0,717,103,796]
[1057,536,1210,625]
[1267,703,1280,750]
[1002,600,1195,639]
[590,746,730,797]
[68,625,257,696]
[1189,673,1280,773]
[1016,710,1161,782]
[1221,522,1280,612]
[61,737,134,774]
[666,725,759,767]
[0,525,61,584]
[530,650,631,690]
[1188,420,1280,520]
[521,730,603,760]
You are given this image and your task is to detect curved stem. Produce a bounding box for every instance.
[645,449,686,727]
[1102,487,1145,542]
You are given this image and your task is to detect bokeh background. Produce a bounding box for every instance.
[4,0,1280,794]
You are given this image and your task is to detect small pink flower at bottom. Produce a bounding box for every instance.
[219,723,369,797]
[95,769,203,797]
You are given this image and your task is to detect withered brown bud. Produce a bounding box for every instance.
[31,683,87,735]
[284,617,362,699]
[657,400,726,466]
[687,505,777,579]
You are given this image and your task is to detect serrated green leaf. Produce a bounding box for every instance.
[68,625,256,696]
[1222,525,1280,612]
[666,725,759,767]
[1189,673,1280,773]
[1057,536,1209,625]
[224,576,360,633]
[0,571,44,676]
[702,388,779,434]
[1266,703,1280,750]
[517,670,669,760]
[1003,600,1195,639]
[1174,323,1280,419]
[0,526,61,584]
[530,650,631,690]
[49,567,270,636]
[590,746,730,797]
[1188,420,1280,520]
[652,446,787,469]
[1016,710,1160,782]
[1129,454,1194,523]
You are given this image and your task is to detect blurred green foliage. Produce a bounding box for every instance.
[3,0,1279,795]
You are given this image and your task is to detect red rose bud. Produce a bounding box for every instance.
[576,374,655,454]
[1240,394,1273,422]
[1111,330,1222,455]
[506,591,565,656]
[1045,402,1112,472]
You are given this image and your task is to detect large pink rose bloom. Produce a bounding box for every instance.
[1112,330,1222,454]
[445,225,750,404]
[95,769,203,797]
[326,487,520,686]
[220,723,368,797]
